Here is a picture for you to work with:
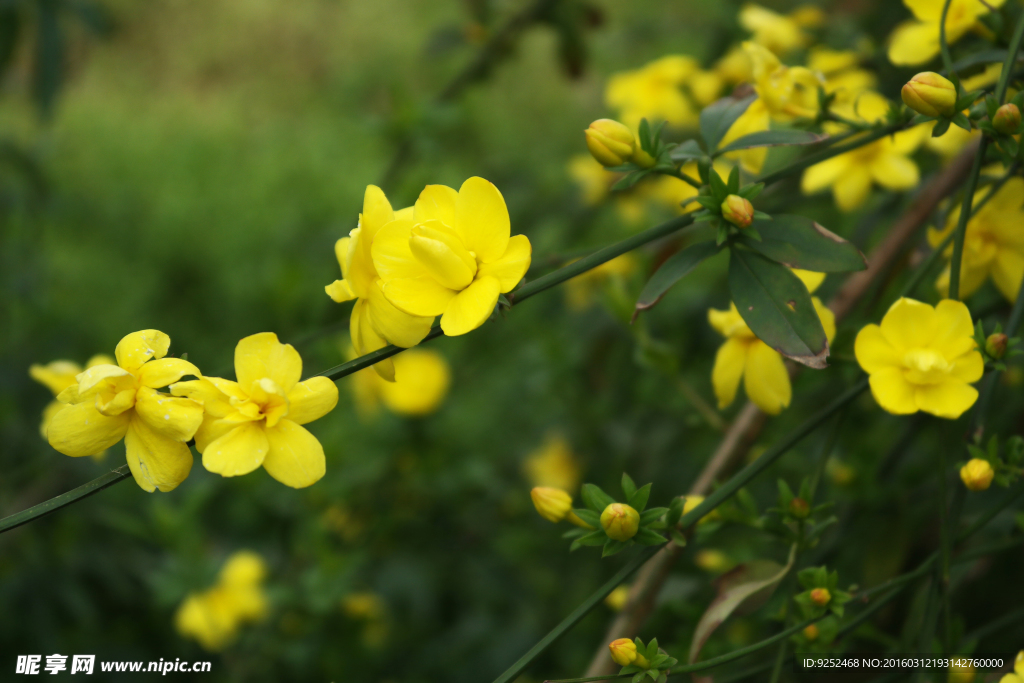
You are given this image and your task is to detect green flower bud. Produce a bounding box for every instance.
[585,119,636,167]
[810,587,831,606]
[985,332,1008,360]
[901,72,957,118]
[600,502,640,541]
[993,103,1021,135]
[721,194,754,228]
[789,497,810,519]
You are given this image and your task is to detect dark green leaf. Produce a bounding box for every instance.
[716,129,827,155]
[932,119,951,137]
[738,182,764,200]
[573,530,607,550]
[602,538,629,557]
[611,169,651,191]
[634,240,721,314]
[951,112,972,131]
[948,49,1007,74]
[640,507,668,525]
[621,472,637,500]
[727,165,740,194]
[670,139,705,162]
[646,638,659,659]
[572,508,601,528]
[634,528,668,546]
[581,483,615,512]
[738,214,867,273]
[715,222,728,244]
[728,248,829,367]
[628,483,651,511]
[638,118,651,154]
[709,166,727,199]
[700,94,756,152]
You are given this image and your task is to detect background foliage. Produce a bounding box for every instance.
[1,0,1022,681]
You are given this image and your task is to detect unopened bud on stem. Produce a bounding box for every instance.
[585,119,636,167]
[601,503,640,541]
[721,194,754,228]
[901,72,957,118]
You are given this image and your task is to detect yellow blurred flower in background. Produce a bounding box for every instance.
[739,3,822,56]
[709,271,834,415]
[928,177,1024,302]
[854,298,983,419]
[801,91,927,211]
[350,347,451,418]
[604,585,630,611]
[342,592,388,648]
[745,42,822,121]
[326,186,434,381]
[888,0,1005,66]
[175,551,268,652]
[31,354,114,459]
[998,651,1024,683]
[809,47,876,104]
[605,55,703,129]
[523,433,580,492]
[694,549,734,573]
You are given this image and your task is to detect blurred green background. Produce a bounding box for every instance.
[2,0,1023,680]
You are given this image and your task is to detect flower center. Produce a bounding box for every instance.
[234,377,289,427]
[902,348,951,385]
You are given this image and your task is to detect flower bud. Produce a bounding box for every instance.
[789,497,810,519]
[985,332,1008,360]
[802,624,819,641]
[608,638,637,666]
[695,549,732,573]
[631,146,657,169]
[585,119,636,167]
[959,458,994,492]
[901,72,957,118]
[993,103,1021,135]
[531,487,572,522]
[601,502,640,541]
[810,587,831,606]
[721,194,754,228]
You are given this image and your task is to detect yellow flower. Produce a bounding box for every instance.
[523,433,580,491]
[350,347,451,417]
[605,55,701,129]
[605,585,630,611]
[715,46,753,86]
[531,487,573,522]
[809,48,877,104]
[998,652,1024,683]
[709,270,836,415]
[739,3,816,55]
[949,661,975,683]
[960,458,994,491]
[721,195,754,228]
[46,330,203,492]
[564,254,638,311]
[326,186,434,381]
[171,333,338,489]
[586,119,636,167]
[902,72,957,118]
[888,0,1006,66]
[695,549,733,573]
[601,502,640,541]
[371,177,531,337]
[609,638,648,668]
[802,91,926,211]
[854,298,983,419]
[745,42,823,121]
[568,154,612,206]
[928,177,1024,302]
[30,354,114,459]
[175,550,268,651]
[721,100,772,174]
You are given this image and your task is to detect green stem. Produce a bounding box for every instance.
[947,137,989,300]
[939,0,955,76]
[996,11,1024,104]
[665,167,703,189]
[936,447,952,653]
[0,465,132,534]
[492,546,660,683]
[755,124,903,186]
[767,638,787,683]
[972,270,1024,436]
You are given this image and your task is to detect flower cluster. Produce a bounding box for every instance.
[175,551,268,651]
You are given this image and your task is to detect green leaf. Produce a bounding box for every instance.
[666,497,684,526]
[728,248,830,368]
[738,182,764,200]
[670,139,705,162]
[932,119,951,137]
[581,483,615,512]
[628,483,651,511]
[572,508,601,528]
[739,214,867,273]
[611,169,651,191]
[700,94,757,152]
[693,195,720,210]
[709,166,727,199]
[634,528,668,546]
[634,240,721,315]
[621,473,638,501]
[646,638,659,659]
[602,538,629,557]
[948,49,1007,74]
[562,527,589,539]
[716,129,828,155]
[951,112,972,131]
[727,165,740,194]
[688,545,796,664]
[632,673,645,683]
[573,530,607,550]
[638,118,651,154]
[640,507,669,525]
[715,222,729,245]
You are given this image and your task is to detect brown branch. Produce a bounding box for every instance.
[582,142,980,678]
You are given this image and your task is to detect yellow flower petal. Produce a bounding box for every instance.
[879,298,936,352]
[29,361,82,395]
[992,250,1024,303]
[380,349,451,416]
[202,421,270,478]
[949,351,984,384]
[47,401,130,457]
[193,415,251,452]
[115,330,171,373]
[77,364,132,396]
[833,167,873,211]
[414,184,458,226]
[171,378,237,419]
[868,367,918,414]
[124,415,194,492]
[793,270,826,294]
[711,337,747,409]
[454,177,510,264]
[744,341,791,415]
[85,354,115,368]
[888,21,940,66]
[812,297,836,342]
[409,220,478,290]
[871,153,919,190]
[855,324,901,374]
[801,155,849,194]
[381,276,456,318]
[261,419,326,488]
[361,185,395,242]
[440,275,501,336]
[325,279,356,303]
[371,218,428,282]
[39,399,63,439]
[138,358,201,389]
[96,388,137,416]
[931,299,976,358]
[286,377,339,425]
[477,234,532,292]
[914,381,978,419]
[366,281,435,347]
[134,386,204,442]
[234,332,301,395]
[350,300,395,382]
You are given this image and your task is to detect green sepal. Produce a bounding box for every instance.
[621,472,638,500]
[738,182,764,200]
[602,538,629,557]
[569,529,607,551]
[726,165,740,194]
[951,112,972,132]
[666,496,685,526]
[709,167,728,200]
[634,528,668,546]
[628,483,651,511]
[640,507,669,525]
[715,222,729,245]
[572,508,601,528]
[932,119,951,137]
[581,483,615,512]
